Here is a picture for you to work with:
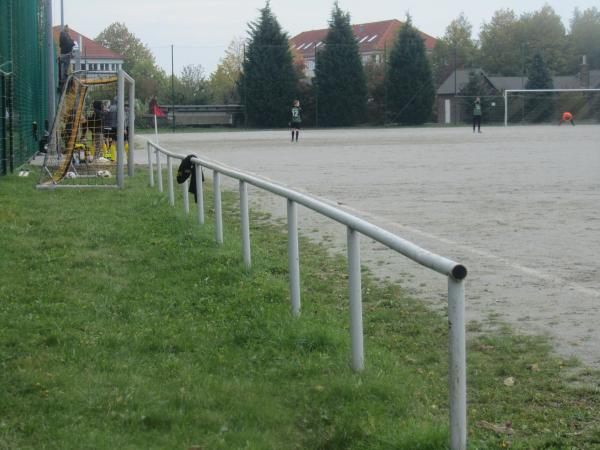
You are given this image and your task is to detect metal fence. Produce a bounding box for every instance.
[146,139,469,450]
[0,0,50,175]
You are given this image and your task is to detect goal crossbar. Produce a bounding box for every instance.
[503,88,600,126]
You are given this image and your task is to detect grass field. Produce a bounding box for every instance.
[1,169,599,449]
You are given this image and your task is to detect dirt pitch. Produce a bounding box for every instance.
[138,125,600,366]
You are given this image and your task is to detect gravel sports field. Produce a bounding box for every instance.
[139,125,600,366]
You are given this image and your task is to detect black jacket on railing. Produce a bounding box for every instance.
[176,154,204,203]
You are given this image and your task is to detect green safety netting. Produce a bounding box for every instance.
[1,0,49,175]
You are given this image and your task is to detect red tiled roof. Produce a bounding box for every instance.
[290,19,436,57]
[53,26,124,60]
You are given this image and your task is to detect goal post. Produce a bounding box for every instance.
[503,88,600,126]
[37,69,135,189]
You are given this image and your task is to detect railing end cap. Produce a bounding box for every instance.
[451,264,467,280]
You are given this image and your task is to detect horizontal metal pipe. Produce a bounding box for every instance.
[147,140,467,280]
[505,88,600,93]
[36,184,120,190]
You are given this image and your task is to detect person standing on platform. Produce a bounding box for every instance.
[59,25,74,89]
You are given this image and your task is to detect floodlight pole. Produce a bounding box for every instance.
[314,45,318,128]
[171,44,175,133]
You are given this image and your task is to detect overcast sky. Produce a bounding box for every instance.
[53,0,598,75]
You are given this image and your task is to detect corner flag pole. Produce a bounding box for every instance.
[154,113,159,144]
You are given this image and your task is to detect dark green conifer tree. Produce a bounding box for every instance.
[386,15,435,124]
[314,2,367,127]
[525,52,554,122]
[526,52,554,89]
[238,2,298,127]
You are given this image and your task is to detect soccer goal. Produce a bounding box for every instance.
[503,88,600,126]
[37,70,135,188]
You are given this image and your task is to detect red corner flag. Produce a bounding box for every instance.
[153,104,166,117]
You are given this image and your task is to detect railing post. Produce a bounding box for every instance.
[287,199,301,316]
[147,142,154,187]
[347,227,364,372]
[155,149,163,193]
[448,277,467,450]
[195,163,204,224]
[213,171,223,244]
[167,156,174,206]
[183,179,190,215]
[240,180,251,270]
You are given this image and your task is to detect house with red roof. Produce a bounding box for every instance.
[53,26,124,75]
[290,19,437,78]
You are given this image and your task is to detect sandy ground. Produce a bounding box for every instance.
[134,125,600,366]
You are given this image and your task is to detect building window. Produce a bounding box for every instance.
[307,60,315,71]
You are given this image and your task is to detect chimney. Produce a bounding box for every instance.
[580,55,590,88]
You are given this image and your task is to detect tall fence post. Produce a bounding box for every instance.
[213,171,223,244]
[183,179,190,215]
[167,156,174,206]
[239,181,251,269]
[147,142,154,187]
[347,227,364,372]
[195,163,204,224]
[287,199,301,316]
[155,149,163,193]
[448,277,467,450]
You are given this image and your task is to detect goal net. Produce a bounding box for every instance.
[504,89,600,125]
[38,72,134,187]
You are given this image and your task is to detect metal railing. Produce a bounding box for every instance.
[146,139,469,450]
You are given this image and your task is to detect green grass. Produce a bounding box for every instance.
[1,170,599,449]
